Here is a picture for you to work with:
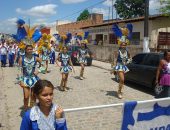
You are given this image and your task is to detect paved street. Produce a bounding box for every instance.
[0,61,155,130]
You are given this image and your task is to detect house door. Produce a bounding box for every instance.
[96,34,103,45]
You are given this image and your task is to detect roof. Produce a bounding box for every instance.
[81,14,168,29]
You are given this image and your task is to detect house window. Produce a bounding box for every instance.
[131,32,140,45]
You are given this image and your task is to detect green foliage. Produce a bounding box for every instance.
[114,0,145,19]
[77,9,90,21]
[160,0,170,16]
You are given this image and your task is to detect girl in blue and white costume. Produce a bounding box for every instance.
[14,18,42,110]
[19,45,42,110]
[56,46,75,91]
[38,34,51,73]
[78,40,90,80]
[114,42,130,73]
[112,23,133,99]
[20,79,67,130]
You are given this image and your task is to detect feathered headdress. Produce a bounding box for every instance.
[38,33,51,54]
[112,23,133,45]
[12,19,42,49]
[77,31,89,44]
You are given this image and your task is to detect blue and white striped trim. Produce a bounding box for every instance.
[113,65,129,73]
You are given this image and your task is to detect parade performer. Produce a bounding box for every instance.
[38,33,51,73]
[50,40,56,64]
[77,40,90,80]
[56,46,75,91]
[156,50,170,98]
[14,19,42,110]
[20,80,67,130]
[77,32,89,80]
[0,39,8,67]
[112,23,133,99]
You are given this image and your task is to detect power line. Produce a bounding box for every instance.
[57,0,107,21]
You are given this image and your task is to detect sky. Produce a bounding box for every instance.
[0,0,163,34]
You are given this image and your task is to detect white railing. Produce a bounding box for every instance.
[64,97,170,112]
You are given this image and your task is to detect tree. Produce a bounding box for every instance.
[114,0,145,19]
[77,9,90,21]
[160,0,170,16]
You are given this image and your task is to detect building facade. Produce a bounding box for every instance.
[82,15,170,49]
[80,15,170,61]
[56,13,103,35]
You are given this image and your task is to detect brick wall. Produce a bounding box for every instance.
[57,14,103,35]
[41,28,50,34]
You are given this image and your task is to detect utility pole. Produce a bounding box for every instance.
[108,7,110,44]
[112,0,113,20]
[143,0,150,52]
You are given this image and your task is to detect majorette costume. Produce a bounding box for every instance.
[59,52,72,74]
[77,31,89,65]
[38,33,51,73]
[49,42,56,64]
[78,40,89,65]
[77,32,89,79]
[13,19,42,88]
[112,24,133,73]
[112,23,133,99]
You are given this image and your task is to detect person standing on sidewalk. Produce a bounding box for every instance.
[8,42,15,67]
[155,50,170,98]
[112,23,133,99]
[77,40,90,80]
[0,39,8,67]
[56,46,75,91]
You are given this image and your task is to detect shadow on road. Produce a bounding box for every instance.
[105,90,118,98]
[125,81,154,96]
[73,76,80,79]
[111,78,154,96]
[54,86,73,91]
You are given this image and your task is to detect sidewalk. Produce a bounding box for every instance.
[92,60,112,71]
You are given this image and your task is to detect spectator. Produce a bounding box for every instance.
[20,80,67,130]
[156,50,170,98]
[0,40,7,67]
[93,39,98,45]
[8,43,15,67]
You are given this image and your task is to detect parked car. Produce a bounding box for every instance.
[125,52,164,95]
[68,45,93,66]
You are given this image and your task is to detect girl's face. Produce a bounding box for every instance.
[81,43,85,48]
[25,46,33,55]
[37,86,54,108]
[120,42,127,49]
[63,47,67,53]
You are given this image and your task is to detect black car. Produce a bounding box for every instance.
[125,52,164,95]
[68,46,93,66]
